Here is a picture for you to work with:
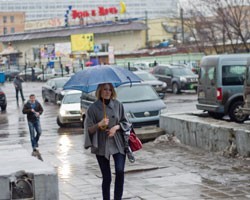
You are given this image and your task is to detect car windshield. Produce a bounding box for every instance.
[55,78,69,88]
[136,72,157,81]
[63,93,81,104]
[172,67,195,76]
[116,85,159,103]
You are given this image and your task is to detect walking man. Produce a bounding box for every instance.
[22,94,43,157]
[13,75,25,104]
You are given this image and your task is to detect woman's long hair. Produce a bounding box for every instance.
[95,83,117,99]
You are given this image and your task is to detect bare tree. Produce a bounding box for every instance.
[183,0,250,53]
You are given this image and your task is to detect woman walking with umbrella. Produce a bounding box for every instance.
[84,83,131,200]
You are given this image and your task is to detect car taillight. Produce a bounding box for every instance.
[0,92,4,95]
[217,88,222,101]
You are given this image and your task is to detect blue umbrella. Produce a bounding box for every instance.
[63,65,142,93]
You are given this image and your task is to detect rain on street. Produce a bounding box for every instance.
[1,81,250,199]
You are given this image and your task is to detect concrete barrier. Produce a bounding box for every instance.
[0,144,58,200]
[160,113,250,157]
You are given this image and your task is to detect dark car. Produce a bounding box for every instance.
[19,67,43,81]
[151,64,198,94]
[42,77,70,103]
[0,87,7,111]
[133,70,167,99]
[80,83,166,128]
[3,69,20,81]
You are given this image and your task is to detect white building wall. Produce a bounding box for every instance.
[0,0,178,21]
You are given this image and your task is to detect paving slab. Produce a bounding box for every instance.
[0,144,58,200]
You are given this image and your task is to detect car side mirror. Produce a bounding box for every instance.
[52,85,57,90]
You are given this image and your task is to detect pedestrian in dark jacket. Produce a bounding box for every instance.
[13,75,25,104]
[22,94,43,154]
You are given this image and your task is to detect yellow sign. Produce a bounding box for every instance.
[120,1,126,14]
[71,33,94,52]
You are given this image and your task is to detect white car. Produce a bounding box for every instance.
[57,90,82,127]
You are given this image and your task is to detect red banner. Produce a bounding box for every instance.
[72,6,118,19]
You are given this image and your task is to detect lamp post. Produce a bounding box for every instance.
[24,53,27,81]
[59,56,63,77]
[180,8,185,44]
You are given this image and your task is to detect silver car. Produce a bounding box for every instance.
[80,83,166,128]
[133,70,167,99]
[57,90,82,127]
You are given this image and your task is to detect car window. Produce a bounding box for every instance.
[136,72,157,81]
[158,67,165,75]
[63,93,81,104]
[222,65,245,85]
[55,78,69,88]
[172,67,195,76]
[164,68,171,76]
[116,85,159,103]
[81,91,96,102]
[199,65,215,85]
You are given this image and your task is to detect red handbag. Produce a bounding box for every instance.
[129,128,142,152]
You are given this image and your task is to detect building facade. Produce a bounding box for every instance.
[0,0,178,22]
[0,22,147,70]
[0,12,25,35]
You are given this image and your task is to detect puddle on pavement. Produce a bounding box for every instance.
[57,127,83,135]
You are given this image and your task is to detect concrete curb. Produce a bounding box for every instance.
[160,113,250,157]
[0,145,59,200]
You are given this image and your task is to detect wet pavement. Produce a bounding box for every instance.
[0,82,250,200]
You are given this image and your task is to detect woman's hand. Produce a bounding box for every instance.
[107,125,120,137]
[98,118,109,130]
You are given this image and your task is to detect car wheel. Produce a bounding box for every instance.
[172,83,180,94]
[42,92,48,102]
[55,95,60,104]
[228,101,248,123]
[57,116,65,127]
[1,104,7,111]
[208,111,224,119]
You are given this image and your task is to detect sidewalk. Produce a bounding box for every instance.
[21,133,250,200]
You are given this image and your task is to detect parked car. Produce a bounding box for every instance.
[80,83,166,128]
[151,64,198,94]
[42,77,70,103]
[37,69,71,81]
[57,90,82,127]
[133,70,167,99]
[19,67,43,81]
[133,61,155,71]
[3,69,20,81]
[196,54,249,123]
[0,87,7,111]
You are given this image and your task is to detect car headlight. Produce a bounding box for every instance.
[162,82,167,88]
[60,110,67,116]
[160,108,168,115]
[180,77,187,82]
[60,90,66,96]
[126,112,133,118]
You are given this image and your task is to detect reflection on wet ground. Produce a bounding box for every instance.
[1,82,250,199]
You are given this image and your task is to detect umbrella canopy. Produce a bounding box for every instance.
[63,65,142,93]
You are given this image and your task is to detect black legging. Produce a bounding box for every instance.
[15,88,25,102]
